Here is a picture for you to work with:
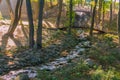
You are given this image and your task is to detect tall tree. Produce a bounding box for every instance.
[89,0,98,37]
[7,0,23,36]
[118,0,120,44]
[110,0,113,27]
[98,0,102,24]
[68,0,73,34]
[37,0,44,49]
[55,0,63,28]
[102,0,105,30]
[26,0,35,48]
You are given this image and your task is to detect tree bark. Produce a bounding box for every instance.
[102,0,105,30]
[68,0,73,35]
[7,0,23,36]
[37,0,44,49]
[55,0,63,28]
[26,0,35,48]
[98,0,102,24]
[118,0,120,44]
[89,0,98,37]
[110,0,113,27]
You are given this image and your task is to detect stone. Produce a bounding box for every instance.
[40,65,56,71]
[56,58,66,61]
[28,71,37,79]
[82,41,90,47]
[84,58,94,67]
[14,74,30,80]
[0,35,90,80]
[76,48,85,54]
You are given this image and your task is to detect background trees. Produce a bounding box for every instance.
[55,0,63,28]
[90,0,98,37]
[0,0,120,48]
[0,0,120,79]
[69,0,73,34]
[118,0,120,44]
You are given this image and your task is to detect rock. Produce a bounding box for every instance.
[66,54,78,59]
[84,58,94,67]
[76,48,85,55]
[56,58,66,61]
[59,61,67,65]
[28,72,37,79]
[40,65,56,71]
[75,45,80,49]
[14,73,30,80]
[82,41,91,47]
[74,11,90,27]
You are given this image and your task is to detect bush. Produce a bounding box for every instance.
[92,67,120,80]
[61,34,79,49]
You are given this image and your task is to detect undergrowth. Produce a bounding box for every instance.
[36,33,120,80]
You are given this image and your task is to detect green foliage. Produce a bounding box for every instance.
[36,59,120,80]
[0,12,3,20]
[87,34,119,66]
[51,30,65,39]
[103,34,117,48]
[37,60,90,80]
[92,67,120,80]
[31,0,38,2]
[64,11,75,28]
[99,55,116,64]
[61,34,79,49]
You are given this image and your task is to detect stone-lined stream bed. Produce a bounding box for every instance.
[0,39,95,80]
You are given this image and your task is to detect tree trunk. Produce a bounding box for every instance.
[102,2,105,30]
[26,0,35,48]
[118,0,120,44]
[37,0,44,49]
[89,0,98,37]
[55,0,63,28]
[7,0,23,36]
[68,0,73,35]
[98,0,102,24]
[110,0,113,27]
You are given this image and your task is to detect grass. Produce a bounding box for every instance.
[35,33,120,80]
[36,59,120,80]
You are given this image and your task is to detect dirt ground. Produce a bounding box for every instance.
[0,24,29,51]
